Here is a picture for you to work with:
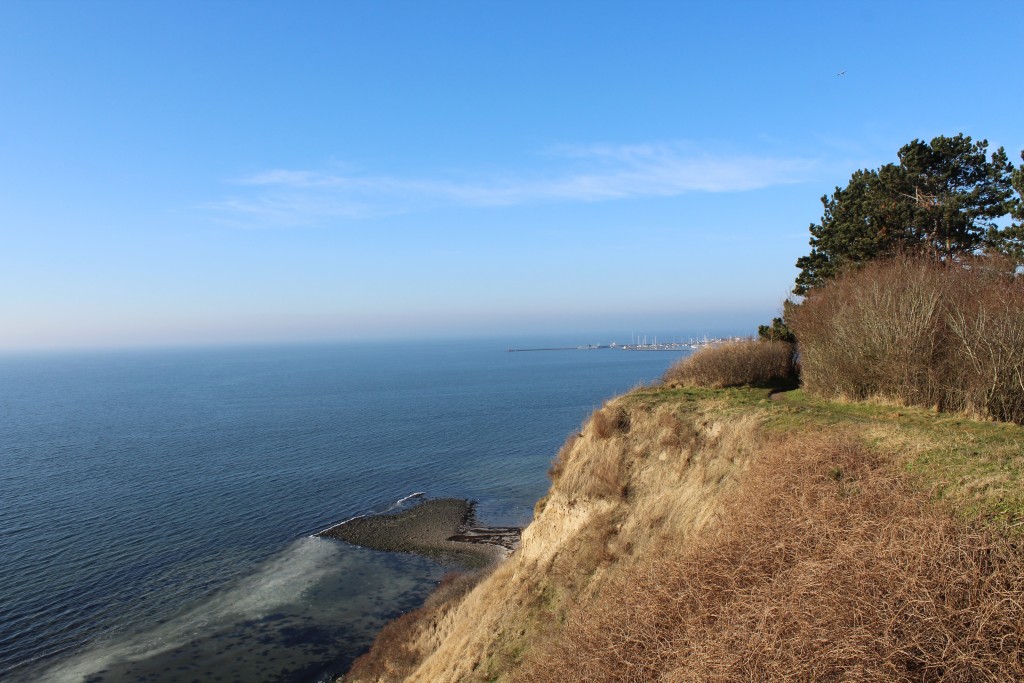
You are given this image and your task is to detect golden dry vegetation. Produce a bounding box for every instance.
[790,256,1024,424]
[343,371,1024,682]
[662,339,795,389]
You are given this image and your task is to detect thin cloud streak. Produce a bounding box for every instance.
[208,143,820,227]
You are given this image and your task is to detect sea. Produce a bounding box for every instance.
[0,338,689,682]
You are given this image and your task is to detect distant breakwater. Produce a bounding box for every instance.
[508,344,699,352]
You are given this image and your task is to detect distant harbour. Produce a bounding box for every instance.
[508,336,742,353]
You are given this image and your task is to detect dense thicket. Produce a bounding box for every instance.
[794,135,1019,294]
[789,257,1024,424]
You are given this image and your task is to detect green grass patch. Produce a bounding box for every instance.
[623,384,774,413]
[629,383,1024,530]
[771,390,1024,527]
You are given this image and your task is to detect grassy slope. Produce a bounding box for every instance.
[637,383,1024,526]
[766,388,1024,527]
[343,384,1024,682]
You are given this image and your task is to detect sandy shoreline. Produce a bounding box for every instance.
[317,498,521,568]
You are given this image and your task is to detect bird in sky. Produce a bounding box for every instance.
[836,70,846,76]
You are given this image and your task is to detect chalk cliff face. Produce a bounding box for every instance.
[344,388,761,682]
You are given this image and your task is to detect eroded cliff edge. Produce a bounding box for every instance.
[341,386,763,682]
[342,384,1024,682]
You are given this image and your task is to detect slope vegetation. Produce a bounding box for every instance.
[343,382,1024,682]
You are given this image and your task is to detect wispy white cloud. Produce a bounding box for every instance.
[206,143,820,227]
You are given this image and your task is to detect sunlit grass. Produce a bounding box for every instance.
[626,383,1024,527]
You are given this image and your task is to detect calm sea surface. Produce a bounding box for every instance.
[0,339,688,682]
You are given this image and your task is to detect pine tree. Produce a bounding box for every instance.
[794,135,1016,294]
[988,150,1024,261]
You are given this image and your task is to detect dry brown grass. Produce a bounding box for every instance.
[591,404,631,439]
[344,384,1024,683]
[344,568,494,683]
[546,431,581,483]
[343,393,761,683]
[514,430,1024,683]
[664,340,795,389]
[547,404,634,501]
[557,406,630,500]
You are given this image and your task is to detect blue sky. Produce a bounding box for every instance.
[2,1,1022,350]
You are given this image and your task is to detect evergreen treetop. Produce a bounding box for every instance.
[794,134,1019,295]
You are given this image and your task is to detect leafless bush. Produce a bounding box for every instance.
[515,432,1024,682]
[942,262,1024,423]
[790,256,1024,423]
[791,258,946,404]
[663,340,795,388]
[591,405,631,439]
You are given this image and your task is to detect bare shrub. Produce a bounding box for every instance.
[791,258,948,404]
[942,262,1024,423]
[663,340,795,388]
[423,568,491,610]
[591,405,631,439]
[790,256,1024,423]
[515,432,1024,682]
